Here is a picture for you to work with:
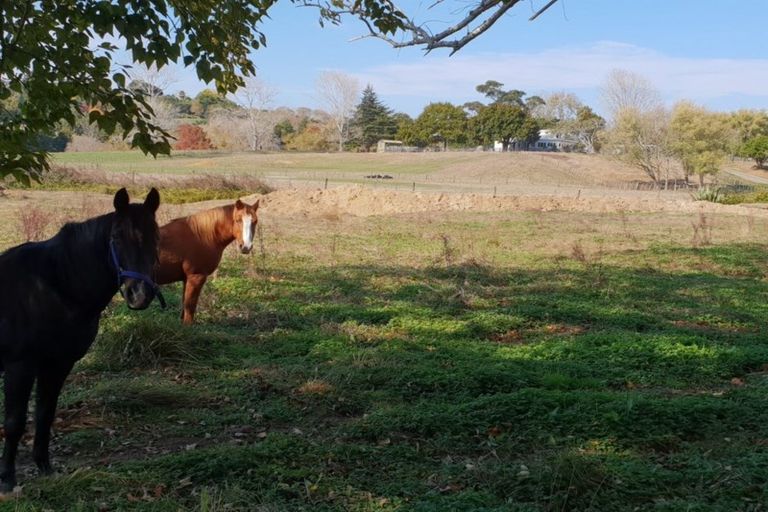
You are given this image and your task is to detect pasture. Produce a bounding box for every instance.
[2,152,768,510]
[50,150,678,197]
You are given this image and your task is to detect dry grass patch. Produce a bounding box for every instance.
[295,379,334,396]
[7,165,273,204]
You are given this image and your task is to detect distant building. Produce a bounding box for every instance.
[493,129,579,152]
[377,140,404,152]
[532,129,578,152]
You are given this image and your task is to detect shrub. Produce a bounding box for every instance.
[718,187,768,205]
[691,186,723,202]
[65,134,110,152]
[739,135,768,169]
[16,205,51,241]
[285,122,332,152]
[175,124,214,150]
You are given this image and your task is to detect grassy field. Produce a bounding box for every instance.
[51,151,460,177]
[2,200,768,510]
[52,150,767,196]
[50,150,663,197]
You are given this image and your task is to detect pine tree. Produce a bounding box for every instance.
[351,85,397,151]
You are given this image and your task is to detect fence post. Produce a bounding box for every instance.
[324,177,328,190]
[412,182,416,192]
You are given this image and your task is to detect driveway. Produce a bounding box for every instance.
[723,169,768,185]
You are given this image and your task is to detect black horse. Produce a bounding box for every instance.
[0,188,162,492]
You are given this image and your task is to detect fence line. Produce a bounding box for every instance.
[257,175,699,201]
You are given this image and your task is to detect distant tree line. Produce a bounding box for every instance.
[599,69,768,187]
[22,66,768,189]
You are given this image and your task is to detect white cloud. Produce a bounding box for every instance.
[353,41,768,111]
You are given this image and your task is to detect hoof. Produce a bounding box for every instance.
[35,459,54,476]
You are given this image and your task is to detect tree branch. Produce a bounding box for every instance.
[529,0,559,21]
[303,0,555,54]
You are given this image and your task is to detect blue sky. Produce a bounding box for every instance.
[162,0,768,117]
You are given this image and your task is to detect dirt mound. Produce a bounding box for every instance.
[254,185,768,219]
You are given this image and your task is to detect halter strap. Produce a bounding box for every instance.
[109,239,166,309]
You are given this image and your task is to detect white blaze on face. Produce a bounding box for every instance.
[241,214,254,251]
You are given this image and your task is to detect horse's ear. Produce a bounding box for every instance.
[252,199,260,211]
[113,188,130,212]
[235,199,244,210]
[144,188,160,214]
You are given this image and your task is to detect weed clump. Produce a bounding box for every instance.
[16,204,51,241]
[91,313,215,369]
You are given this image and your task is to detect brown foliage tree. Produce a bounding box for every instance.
[175,124,214,150]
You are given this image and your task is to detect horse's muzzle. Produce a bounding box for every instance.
[124,281,156,310]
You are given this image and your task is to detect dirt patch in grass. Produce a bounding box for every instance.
[491,323,589,345]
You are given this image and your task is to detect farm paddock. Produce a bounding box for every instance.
[1,155,768,510]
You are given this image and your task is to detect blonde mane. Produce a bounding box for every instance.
[183,204,234,246]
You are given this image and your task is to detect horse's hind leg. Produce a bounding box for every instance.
[0,360,36,493]
[32,358,75,475]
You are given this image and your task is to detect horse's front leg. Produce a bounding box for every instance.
[182,273,207,325]
[180,277,187,320]
[32,358,75,475]
[0,359,36,493]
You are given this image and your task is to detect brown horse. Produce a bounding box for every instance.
[155,199,260,324]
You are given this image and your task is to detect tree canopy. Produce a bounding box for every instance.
[473,103,539,151]
[475,80,543,111]
[400,102,468,148]
[602,107,672,184]
[739,135,768,169]
[0,0,281,181]
[534,92,605,153]
[669,101,730,185]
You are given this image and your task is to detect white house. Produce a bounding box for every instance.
[532,129,578,152]
[493,130,578,152]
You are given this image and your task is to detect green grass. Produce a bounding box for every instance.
[3,210,768,510]
[50,151,464,176]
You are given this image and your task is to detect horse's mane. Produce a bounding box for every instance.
[57,213,112,245]
[49,213,114,283]
[178,204,234,246]
[0,212,115,311]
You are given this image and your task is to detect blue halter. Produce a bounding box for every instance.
[109,239,166,309]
